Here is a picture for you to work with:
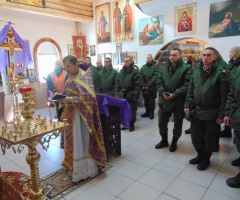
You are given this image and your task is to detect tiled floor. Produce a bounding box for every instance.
[0,107,240,200]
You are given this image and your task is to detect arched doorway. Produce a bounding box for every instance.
[154,37,212,67]
[33,38,62,83]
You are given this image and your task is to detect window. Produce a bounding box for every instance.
[37,42,59,83]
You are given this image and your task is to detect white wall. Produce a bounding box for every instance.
[79,0,240,69]
[0,8,76,92]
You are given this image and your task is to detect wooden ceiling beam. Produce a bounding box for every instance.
[46,2,93,17]
[0,1,93,23]
[64,0,92,7]
[46,0,92,12]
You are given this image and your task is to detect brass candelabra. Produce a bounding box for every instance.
[0,86,68,200]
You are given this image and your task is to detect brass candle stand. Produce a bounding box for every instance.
[0,87,68,200]
[6,77,23,123]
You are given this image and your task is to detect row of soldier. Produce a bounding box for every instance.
[47,46,240,188]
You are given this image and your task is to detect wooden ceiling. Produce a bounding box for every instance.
[0,0,93,23]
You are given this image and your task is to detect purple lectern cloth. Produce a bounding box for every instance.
[96,93,131,128]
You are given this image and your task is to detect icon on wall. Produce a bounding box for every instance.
[96,3,111,44]
[208,0,240,38]
[98,53,104,63]
[174,2,197,37]
[113,53,119,65]
[112,0,134,42]
[116,43,122,52]
[7,0,44,7]
[67,44,75,56]
[128,52,137,64]
[28,69,36,82]
[104,53,112,60]
[72,36,87,58]
[90,45,96,56]
[138,15,164,46]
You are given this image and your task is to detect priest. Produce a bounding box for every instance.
[58,55,107,182]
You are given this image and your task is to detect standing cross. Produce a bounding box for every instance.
[0,27,23,79]
[0,26,24,123]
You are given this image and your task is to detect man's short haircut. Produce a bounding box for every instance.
[125,56,132,61]
[230,46,240,55]
[171,48,182,55]
[86,56,91,60]
[63,55,78,65]
[204,47,217,55]
[105,57,112,62]
[147,54,153,58]
[97,60,102,63]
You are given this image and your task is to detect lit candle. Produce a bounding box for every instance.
[47,102,52,119]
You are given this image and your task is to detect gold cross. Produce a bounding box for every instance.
[0,27,23,78]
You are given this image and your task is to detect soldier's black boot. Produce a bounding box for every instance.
[169,137,178,152]
[197,152,211,171]
[220,125,232,137]
[129,123,134,132]
[149,109,154,119]
[231,157,240,166]
[185,128,191,134]
[189,150,203,165]
[141,109,150,118]
[155,138,169,149]
[226,172,240,188]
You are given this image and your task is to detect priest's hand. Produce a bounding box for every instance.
[223,116,230,126]
[184,108,189,114]
[216,118,223,125]
[58,98,69,104]
[60,115,64,122]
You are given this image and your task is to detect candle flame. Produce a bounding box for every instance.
[47,102,50,106]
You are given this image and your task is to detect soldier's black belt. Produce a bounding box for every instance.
[195,104,220,111]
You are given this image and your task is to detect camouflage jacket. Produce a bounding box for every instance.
[99,65,118,96]
[185,61,230,120]
[228,57,240,78]
[225,59,240,130]
[96,66,104,74]
[140,61,159,91]
[114,64,142,103]
[157,59,192,99]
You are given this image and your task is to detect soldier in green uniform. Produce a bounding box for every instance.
[224,46,240,165]
[156,48,192,152]
[99,57,118,96]
[221,47,240,138]
[96,60,104,74]
[213,52,230,152]
[184,47,229,171]
[114,56,142,132]
[140,54,159,119]
[85,57,100,93]
[224,49,240,187]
